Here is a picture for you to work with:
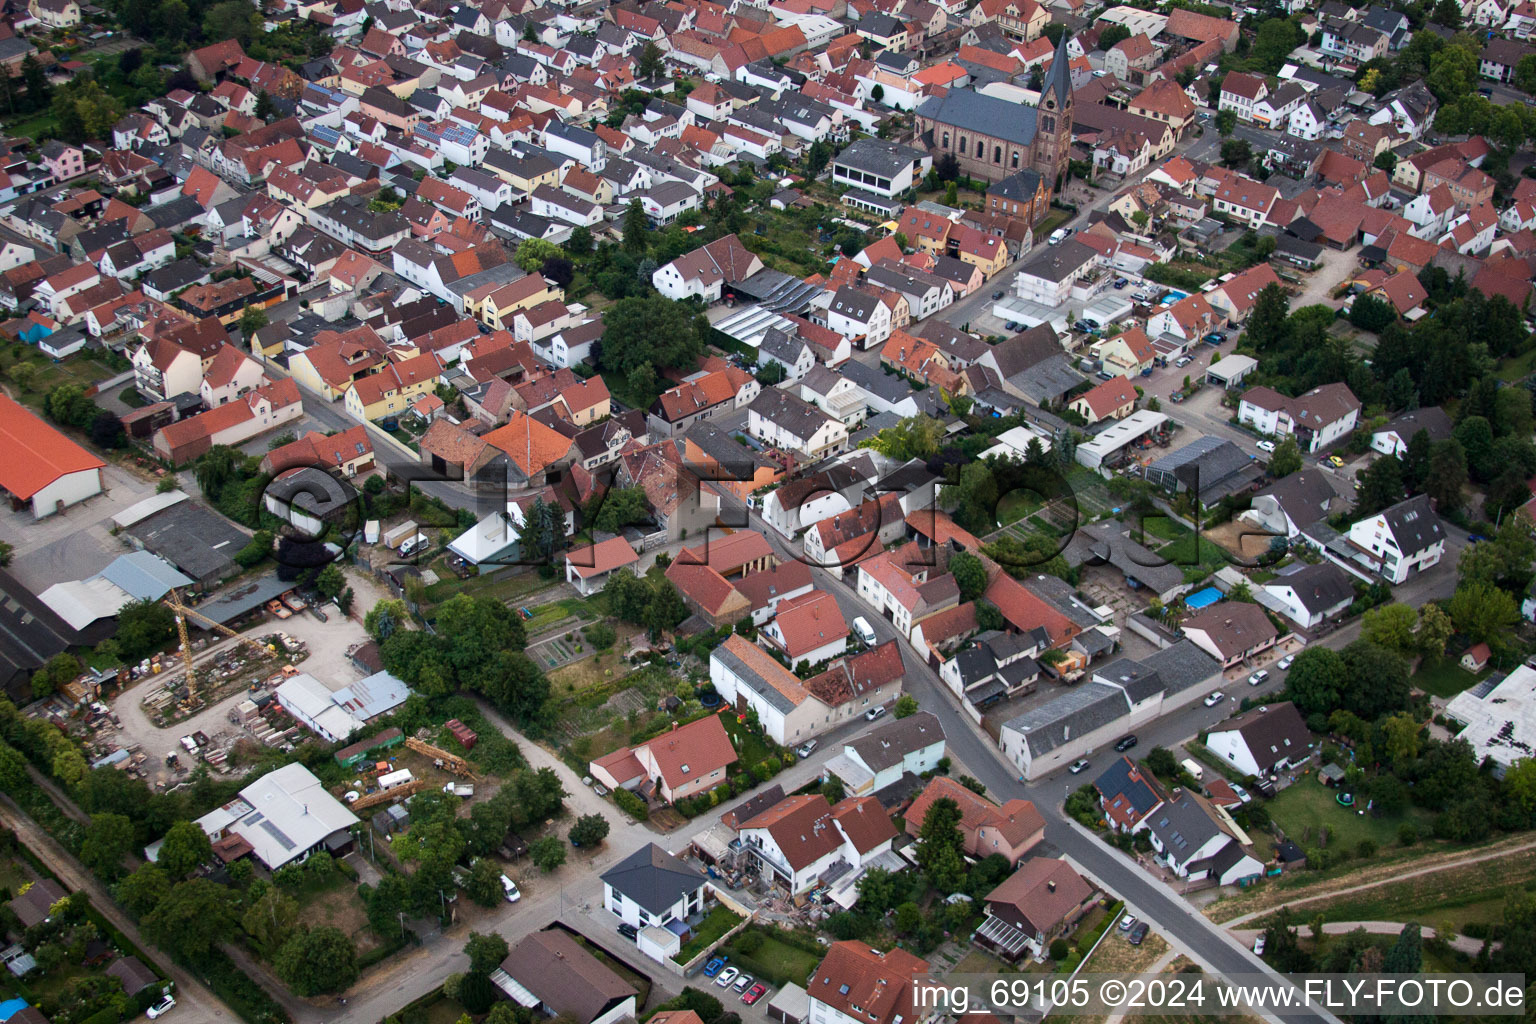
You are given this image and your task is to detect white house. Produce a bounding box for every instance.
[1143,792,1264,885]
[1344,494,1445,584]
[823,285,892,348]
[829,710,946,798]
[747,389,849,460]
[1259,562,1354,629]
[737,794,897,895]
[1204,702,1314,778]
[599,843,709,935]
[0,392,103,519]
[1237,383,1360,453]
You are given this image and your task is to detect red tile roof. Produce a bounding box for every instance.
[0,392,104,499]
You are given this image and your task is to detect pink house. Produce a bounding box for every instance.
[40,141,84,182]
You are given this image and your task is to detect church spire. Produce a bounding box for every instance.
[1042,30,1072,111]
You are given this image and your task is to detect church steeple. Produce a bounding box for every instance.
[1040,29,1072,114]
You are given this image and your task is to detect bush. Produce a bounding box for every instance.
[735,930,764,954]
[1049,938,1070,961]
[1397,823,1419,846]
[614,788,647,819]
[1356,839,1377,859]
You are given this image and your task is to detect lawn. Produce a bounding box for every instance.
[724,928,824,987]
[673,905,745,963]
[1033,208,1073,242]
[997,491,1044,528]
[1157,532,1229,577]
[549,652,633,694]
[1133,513,1189,544]
[1410,656,1483,698]
[1264,779,1422,852]
[719,711,772,767]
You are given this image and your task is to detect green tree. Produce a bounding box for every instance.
[255,89,274,120]
[1341,641,1410,719]
[1245,284,1290,351]
[80,813,134,878]
[949,551,987,603]
[465,858,505,907]
[1415,603,1453,659]
[203,0,260,44]
[238,305,268,337]
[1448,583,1518,645]
[529,835,566,872]
[894,694,919,718]
[1215,108,1236,136]
[1373,150,1398,173]
[1382,712,1421,768]
[1252,17,1302,72]
[465,931,510,976]
[586,486,649,534]
[1423,439,1467,513]
[1286,646,1347,717]
[1348,293,1396,332]
[568,814,610,847]
[242,888,299,958]
[1267,436,1303,478]
[514,238,563,272]
[1353,453,1405,518]
[274,926,359,996]
[636,41,664,79]
[143,879,237,957]
[623,199,649,254]
[598,294,707,396]
[115,863,171,919]
[860,414,944,460]
[31,652,81,699]
[365,598,409,641]
[157,820,213,878]
[1361,603,1418,654]
[915,797,966,892]
[315,564,346,601]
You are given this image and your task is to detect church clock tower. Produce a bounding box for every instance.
[1034,31,1075,194]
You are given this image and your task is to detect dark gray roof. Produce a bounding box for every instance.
[988,168,1044,202]
[847,710,944,772]
[1019,239,1099,283]
[1255,471,1334,527]
[859,11,904,37]
[1094,656,1164,703]
[1378,494,1443,557]
[1211,701,1312,769]
[748,388,835,442]
[1140,640,1220,695]
[1064,521,1187,597]
[599,843,706,915]
[759,327,809,369]
[1266,561,1354,615]
[829,285,877,320]
[1145,436,1262,503]
[1093,754,1165,816]
[916,89,1039,147]
[1004,682,1131,758]
[1020,574,1101,629]
[1378,406,1452,444]
[1042,30,1073,113]
[1146,793,1223,862]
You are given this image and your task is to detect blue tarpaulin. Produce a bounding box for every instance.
[1185,587,1222,609]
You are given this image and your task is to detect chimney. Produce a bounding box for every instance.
[672,721,678,731]
[1047,880,1056,893]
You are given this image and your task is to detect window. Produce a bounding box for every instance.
[994,145,1002,163]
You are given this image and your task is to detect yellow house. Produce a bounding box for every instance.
[488,157,560,196]
[288,335,391,401]
[342,353,443,421]
[475,275,564,331]
[266,167,351,210]
[956,232,1008,279]
[1091,326,1157,376]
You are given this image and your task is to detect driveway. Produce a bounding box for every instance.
[1290,245,1359,309]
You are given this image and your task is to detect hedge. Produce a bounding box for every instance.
[614,788,648,819]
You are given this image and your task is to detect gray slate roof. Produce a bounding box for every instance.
[599,843,706,915]
[916,89,1039,147]
[1004,682,1131,758]
[847,710,944,772]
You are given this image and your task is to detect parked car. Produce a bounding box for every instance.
[1202,332,1225,345]
[1230,783,1253,804]
[1256,440,1276,453]
[1204,691,1225,707]
[619,923,639,941]
[704,957,728,977]
[1113,277,1129,289]
[743,984,769,1006]
[147,997,176,1020]
[1277,655,1294,671]
[1248,669,1269,686]
[716,968,740,988]
[795,740,817,758]
[734,975,754,993]
[1328,454,1345,468]
[1048,228,1070,245]
[1096,370,1115,380]
[501,874,521,903]
[852,616,877,646]
[991,290,1005,300]
[1175,355,1193,367]
[1171,392,1186,402]
[1129,922,1150,946]
[865,705,888,721]
[1119,915,1137,932]
[1114,734,1138,752]
[1068,758,1090,774]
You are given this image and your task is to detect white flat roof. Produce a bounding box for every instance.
[1084,295,1134,324]
[111,490,189,529]
[1208,354,1258,378]
[1446,664,1536,771]
[449,511,521,565]
[232,762,359,870]
[1078,410,1169,458]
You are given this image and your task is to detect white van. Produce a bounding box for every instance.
[1180,758,1204,782]
[1048,228,1070,245]
[398,532,429,556]
[852,616,877,646]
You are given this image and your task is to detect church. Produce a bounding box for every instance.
[914,31,1074,192]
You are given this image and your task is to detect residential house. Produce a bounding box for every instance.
[1205,701,1314,777]
[1344,493,1445,584]
[1178,601,1279,669]
[1236,383,1361,453]
[903,775,1044,865]
[588,712,737,804]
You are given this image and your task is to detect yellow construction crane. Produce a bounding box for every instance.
[163,588,284,701]
[352,778,426,811]
[405,737,478,780]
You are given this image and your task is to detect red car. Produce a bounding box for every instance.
[743,984,768,1006]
